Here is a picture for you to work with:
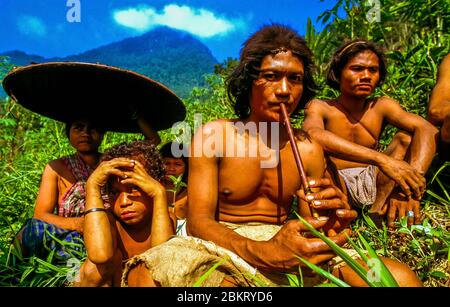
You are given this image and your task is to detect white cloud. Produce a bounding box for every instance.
[114,7,156,31]
[113,4,242,38]
[17,15,47,37]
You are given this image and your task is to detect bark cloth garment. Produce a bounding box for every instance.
[338,165,377,208]
[21,154,109,263]
[121,222,359,287]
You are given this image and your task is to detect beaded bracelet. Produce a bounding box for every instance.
[83,207,107,216]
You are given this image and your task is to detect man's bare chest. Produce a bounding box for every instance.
[325,110,383,148]
[217,155,301,202]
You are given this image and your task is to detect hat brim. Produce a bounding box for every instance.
[2,62,186,133]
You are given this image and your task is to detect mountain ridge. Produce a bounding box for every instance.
[1,27,218,98]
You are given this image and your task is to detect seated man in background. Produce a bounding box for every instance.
[303,39,438,228]
[428,53,450,161]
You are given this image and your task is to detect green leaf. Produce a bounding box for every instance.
[295,214,377,287]
[297,257,350,287]
[286,273,301,287]
[429,271,448,279]
[193,257,228,287]
[357,233,399,287]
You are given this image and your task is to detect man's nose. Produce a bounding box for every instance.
[361,69,371,79]
[276,77,290,96]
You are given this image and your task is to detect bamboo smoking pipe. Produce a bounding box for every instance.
[279,103,320,219]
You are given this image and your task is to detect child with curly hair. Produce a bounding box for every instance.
[76,140,173,286]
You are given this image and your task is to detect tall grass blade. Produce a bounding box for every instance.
[193,257,228,287]
[357,233,399,287]
[297,257,350,287]
[295,214,377,287]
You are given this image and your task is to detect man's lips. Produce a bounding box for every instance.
[269,102,290,110]
[355,84,372,89]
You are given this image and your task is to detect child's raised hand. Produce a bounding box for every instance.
[121,160,165,198]
[87,158,135,188]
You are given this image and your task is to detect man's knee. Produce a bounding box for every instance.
[380,257,422,287]
[393,131,412,148]
[332,257,422,287]
[441,114,450,142]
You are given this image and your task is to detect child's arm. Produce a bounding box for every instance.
[84,158,135,264]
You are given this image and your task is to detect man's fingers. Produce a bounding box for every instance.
[336,209,358,221]
[387,200,397,228]
[307,178,332,188]
[413,202,421,225]
[305,229,351,254]
[310,198,343,210]
[298,217,329,231]
[308,253,336,265]
[404,176,422,200]
[327,229,337,237]
[398,180,412,198]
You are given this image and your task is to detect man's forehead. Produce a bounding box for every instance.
[346,50,380,66]
[260,50,304,71]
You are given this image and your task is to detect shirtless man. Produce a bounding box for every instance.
[303,40,438,228]
[123,25,421,287]
[428,53,450,160]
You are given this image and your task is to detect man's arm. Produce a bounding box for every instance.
[428,54,450,125]
[380,97,439,174]
[381,97,438,174]
[303,100,425,199]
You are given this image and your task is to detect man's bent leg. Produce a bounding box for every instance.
[370,131,412,220]
[439,114,450,160]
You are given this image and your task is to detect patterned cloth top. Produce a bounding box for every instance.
[58,154,109,217]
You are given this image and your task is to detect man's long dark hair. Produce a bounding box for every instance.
[227,24,318,119]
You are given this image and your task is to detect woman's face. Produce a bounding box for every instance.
[69,120,104,153]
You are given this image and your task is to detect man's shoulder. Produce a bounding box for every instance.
[305,98,335,109]
[294,130,324,158]
[372,96,401,108]
[440,53,450,69]
[294,129,320,146]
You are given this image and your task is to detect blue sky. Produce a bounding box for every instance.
[0,0,338,62]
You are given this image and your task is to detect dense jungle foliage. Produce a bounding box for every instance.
[0,0,448,286]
